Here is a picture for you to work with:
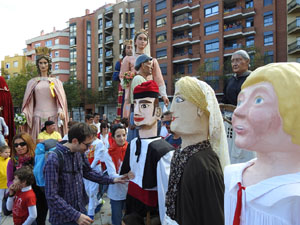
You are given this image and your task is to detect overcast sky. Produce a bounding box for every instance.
[0,0,115,64]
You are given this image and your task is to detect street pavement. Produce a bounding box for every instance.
[0,196,112,225]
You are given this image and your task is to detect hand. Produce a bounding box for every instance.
[76,214,93,225]
[58,112,65,120]
[8,183,20,196]
[113,175,129,184]
[128,171,135,180]
[162,96,169,107]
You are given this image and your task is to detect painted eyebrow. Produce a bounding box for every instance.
[139,100,152,104]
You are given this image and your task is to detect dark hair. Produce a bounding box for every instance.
[120,118,129,127]
[134,31,149,52]
[100,122,108,132]
[111,124,127,138]
[122,44,128,59]
[68,123,94,143]
[67,121,79,129]
[36,55,52,76]
[12,132,35,159]
[163,111,172,117]
[0,145,9,153]
[14,166,35,186]
[93,113,100,117]
[85,114,94,121]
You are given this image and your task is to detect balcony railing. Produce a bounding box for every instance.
[224,43,242,50]
[173,16,192,24]
[105,21,113,29]
[224,6,242,14]
[173,52,193,57]
[173,0,192,7]
[105,6,113,13]
[173,34,192,40]
[224,25,242,32]
[288,0,300,12]
[105,51,113,57]
[288,19,300,33]
[288,40,300,54]
[105,36,113,42]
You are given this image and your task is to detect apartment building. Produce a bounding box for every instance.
[287,0,300,62]
[142,0,287,94]
[25,28,70,81]
[69,0,141,118]
[1,54,26,78]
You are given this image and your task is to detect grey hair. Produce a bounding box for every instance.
[232,50,250,60]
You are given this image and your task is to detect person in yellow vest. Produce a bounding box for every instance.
[37,120,62,143]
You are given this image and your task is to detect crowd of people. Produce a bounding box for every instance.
[0,27,299,225]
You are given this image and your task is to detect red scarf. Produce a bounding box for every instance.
[108,141,128,173]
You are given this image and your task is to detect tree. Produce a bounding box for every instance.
[7,64,37,108]
[63,75,82,112]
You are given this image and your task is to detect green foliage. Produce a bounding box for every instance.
[63,75,82,110]
[7,64,37,108]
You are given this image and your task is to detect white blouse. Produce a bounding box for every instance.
[224,159,300,225]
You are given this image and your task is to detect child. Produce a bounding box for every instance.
[7,166,37,225]
[0,145,10,219]
[0,109,9,147]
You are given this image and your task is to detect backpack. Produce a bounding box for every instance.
[33,139,63,187]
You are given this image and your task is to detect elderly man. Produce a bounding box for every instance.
[37,120,62,143]
[222,50,251,106]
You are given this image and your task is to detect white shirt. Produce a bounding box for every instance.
[224,159,300,225]
[93,122,101,134]
[104,151,128,201]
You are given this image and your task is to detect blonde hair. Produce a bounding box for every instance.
[242,62,300,145]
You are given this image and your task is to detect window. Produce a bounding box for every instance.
[174,63,185,74]
[120,28,123,40]
[13,61,18,68]
[245,0,254,8]
[160,63,167,75]
[205,39,219,53]
[35,43,41,48]
[87,76,91,88]
[70,37,76,46]
[204,3,219,17]
[156,0,166,11]
[130,28,135,39]
[264,12,273,26]
[99,33,103,44]
[98,18,103,30]
[55,64,59,70]
[264,0,272,6]
[45,40,52,47]
[246,17,254,28]
[205,21,219,35]
[99,63,103,73]
[70,23,77,36]
[55,39,59,45]
[188,63,193,74]
[156,16,167,27]
[87,62,91,74]
[143,4,149,14]
[119,13,123,24]
[99,48,103,58]
[130,12,135,24]
[205,76,219,90]
[87,49,91,61]
[174,47,185,56]
[144,20,149,29]
[246,36,254,47]
[204,57,219,72]
[5,63,10,69]
[264,31,273,46]
[156,48,167,59]
[156,31,167,44]
[87,35,91,45]
[55,51,59,57]
[264,51,274,64]
[188,46,192,55]
[87,21,91,34]
[98,76,103,89]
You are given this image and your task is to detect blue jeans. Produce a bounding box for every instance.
[110,199,126,225]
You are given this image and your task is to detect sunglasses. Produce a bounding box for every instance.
[14,142,27,148]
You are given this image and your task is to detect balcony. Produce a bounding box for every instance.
[288,40,300,54]
[172,53,201,64]
[172,18,200,31]
[288,0,300,13]
[105,65,113,73]
[105,21,113,29]
[288,19,300,34]
[223,25,243,39]
[223,43,243,56]
[105,50,113,59]
[223,6,255,21]
[172,36,200,47]
[172,0,200,15]
[105,6,113,15]
[105,36,114,44]
[242,26,256,36]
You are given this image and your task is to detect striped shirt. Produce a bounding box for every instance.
[44,142,114,224]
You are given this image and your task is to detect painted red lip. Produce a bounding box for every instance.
[134,117,144,122]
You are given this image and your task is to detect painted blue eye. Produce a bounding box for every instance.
[175,96,184,103]
[255,97,263,104]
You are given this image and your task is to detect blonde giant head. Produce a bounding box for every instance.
[175,76,230,169]
[242,62,300,146]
